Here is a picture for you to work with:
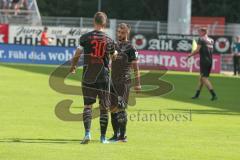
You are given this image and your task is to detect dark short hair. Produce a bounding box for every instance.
[44,26,48,31]
[94,12,107,26]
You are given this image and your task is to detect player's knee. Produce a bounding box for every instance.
[202,77,208,81]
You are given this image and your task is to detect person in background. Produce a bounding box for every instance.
[11,0,20,15]
[233,36,240,76]
[1,0,9,15]
[187,27,217,101]
[41,26,49,46]
[20,0,28,10]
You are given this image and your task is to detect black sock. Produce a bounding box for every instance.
[117,111,127,138]
[111,112,119,137]
[210,89,216,97]
[100,109,109,137]
[83,108,92,133]
[194,90,201,97]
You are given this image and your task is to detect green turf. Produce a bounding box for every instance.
[0,63,239,160]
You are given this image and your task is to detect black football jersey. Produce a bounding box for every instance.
[111,41,138,82]
[79,30,115,83]
[197,36,214,65]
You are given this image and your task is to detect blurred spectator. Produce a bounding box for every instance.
[236,36,240,43]
[41,26,49,46]
[1,0,29,15]
[233,54,240,76]
[1,0,8,9]
[11,0,20,15]
[20,0,28,10]
[232,36,240,76]
[1,0,10,15]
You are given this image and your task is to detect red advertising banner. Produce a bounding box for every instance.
[191,17,225,35]
[138,50,221,73]
[0,24,9,43]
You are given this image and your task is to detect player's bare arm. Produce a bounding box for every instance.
[132,60,141,92]
[70,47,82,74]
[187,45,201,60]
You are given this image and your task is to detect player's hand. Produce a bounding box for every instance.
[69,66,76,74]
[134,85,141,93]
[111,50,118,61]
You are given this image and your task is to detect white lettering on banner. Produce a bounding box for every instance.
[148,39,174,51]
[160,56,170,66]
[0,50,4,58]
[3,49,75,61]
[179,56,200,69]
[9,50,27,59]
[180,57,188,68]
[177,40,192,51]
[48,50,74,61]
[139,54,178,67]
[145,55,153,64]
[169,56,177,67]
[148,39,160,50]
[139,53,219,70]
[28,52,47,60]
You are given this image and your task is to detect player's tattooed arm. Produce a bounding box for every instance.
[70,47,82,74]
[132,60,141,92]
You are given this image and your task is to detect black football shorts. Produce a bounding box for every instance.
[82,81,110,109]
[200,63,212,77]
[110,81,131,111]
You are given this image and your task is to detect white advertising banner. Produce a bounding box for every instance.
[9,25,114,47]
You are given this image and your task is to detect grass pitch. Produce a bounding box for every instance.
[0,63,239,160]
